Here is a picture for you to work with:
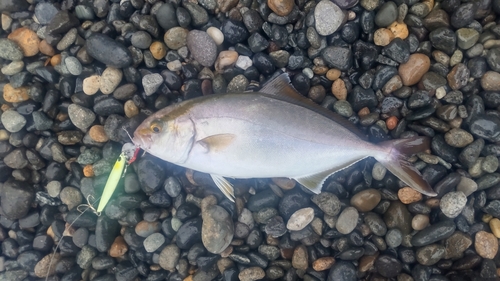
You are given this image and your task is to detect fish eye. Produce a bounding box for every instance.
[150,120,163,133]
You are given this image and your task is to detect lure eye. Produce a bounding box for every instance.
[150,120,163,133]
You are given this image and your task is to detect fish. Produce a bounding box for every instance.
[132,73,437,201]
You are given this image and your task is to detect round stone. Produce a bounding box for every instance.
[3,83,29,103]
[286,207,314,231]
[68,104,96,131]
[142,73,163,96]
[398,187,422,204]
[411,214,429,231]
[206,27,224,45]
[444,128,474,148]
[314,0,345,36]
[0,38,23,61]
[150,41,167,60]
[202,205,234,254]
[83,75,101,95]
[398,53,430,86]
[350,189,381,212]
[1,110,26,133]
[186,30,218,67]
[439,191,467,218]
[7,27,40,57]
[164,27,189,50]
[375,2,398,28]
[143,233,165,253]
[268,0,295,16]
[100,67,123,95]
[336,207,359,234]
[456,28,479,50]
[481,71,500,91]
[475,231,498,259]
[64,56,82,76]
[131,31,152,49]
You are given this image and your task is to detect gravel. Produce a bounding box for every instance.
[1,0,500,280]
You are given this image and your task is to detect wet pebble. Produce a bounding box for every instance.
[336,207,359,234]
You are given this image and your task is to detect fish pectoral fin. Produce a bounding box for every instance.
[210,174,235,202]
[197,134,236,153]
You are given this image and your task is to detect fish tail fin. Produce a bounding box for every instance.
[374,136,437,197]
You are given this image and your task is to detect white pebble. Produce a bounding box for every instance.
[235,55,252,70]
[167,60,182,72]
[286,207,315,231]
[435,87,446,99]
[440,191,467,218]
[207,27,224,45]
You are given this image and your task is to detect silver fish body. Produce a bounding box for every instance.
[133,74,436,201]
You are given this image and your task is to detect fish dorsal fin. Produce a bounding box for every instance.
[198,134,236,153]
[259,73,367,140]
[294,156,369,193]
[210,174,235,202]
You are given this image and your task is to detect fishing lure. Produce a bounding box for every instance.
[95,142,140,215]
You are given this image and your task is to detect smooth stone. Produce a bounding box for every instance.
[1,180,35,220]
[398,53,430,86]
[68,104,96,131]
[202,205,234,254]
[444,128,474,147]
[142,73,163,96]
[350,189,381,212]
[336,207,359,234]
[384,201,412,235]
[1,111,26,133]
[481,71,500,91]
[0,39,23,61]
[327,261,357,281]
[311,192,341,216]
[411,220,456,246]
[143,233,165,253]
[159,244,180,271]
[440,191,467,218]
[475,231,498,259]
[322,46,352,71]
[375,1,398,28]
[186,30,218,67]
[286,207,314,231]
[86,34,132,68]
[314,0,345,36]
[416,244,446,265]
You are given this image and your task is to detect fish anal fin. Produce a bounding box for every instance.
[258,73,367,140]
[295,157,368,194]
[198,134,236,153]
[210,174,235,202]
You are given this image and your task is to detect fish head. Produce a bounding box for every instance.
[133,106,195,164]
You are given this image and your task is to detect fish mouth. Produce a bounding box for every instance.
[132,133,152,151]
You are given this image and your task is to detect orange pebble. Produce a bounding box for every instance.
[386,116,398,130]
[388,21,409,40]
[50,54,61,66]
[83,165,94,177]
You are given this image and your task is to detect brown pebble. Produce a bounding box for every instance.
[124,100,139,118]
[292,245,308,270]
[326,69,341,81]
[374,28,395,46]
[3,83,30,103]
[238,267,265,281]
[425,198,440,208]
[388,21,409,39]
[398,187,423,204]
[447,63,469,90]
[350,188,381,212]
[358,107,370,116]
[83,165,94,177]
[272,178,296,190]
[215,50,238,72]
[313,65,329,75]
[398,53,430,86]
[312,256,335,271]
[331,78,347,100]
[50,54,62,66]
[150,41,167,60]
[34,253,60,277]
[475,231,498,259]
[109,236,128,257]
[481,71,500,91]
[39,39,55,56]
[267,0,295,16]
[382,75,403,95]
[8,27,40,57]
[386,116,398,130]
[359,254,378,272]
[89,125,109,142]
[308,85,326,103]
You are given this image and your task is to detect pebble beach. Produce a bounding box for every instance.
[1,0,500,280]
